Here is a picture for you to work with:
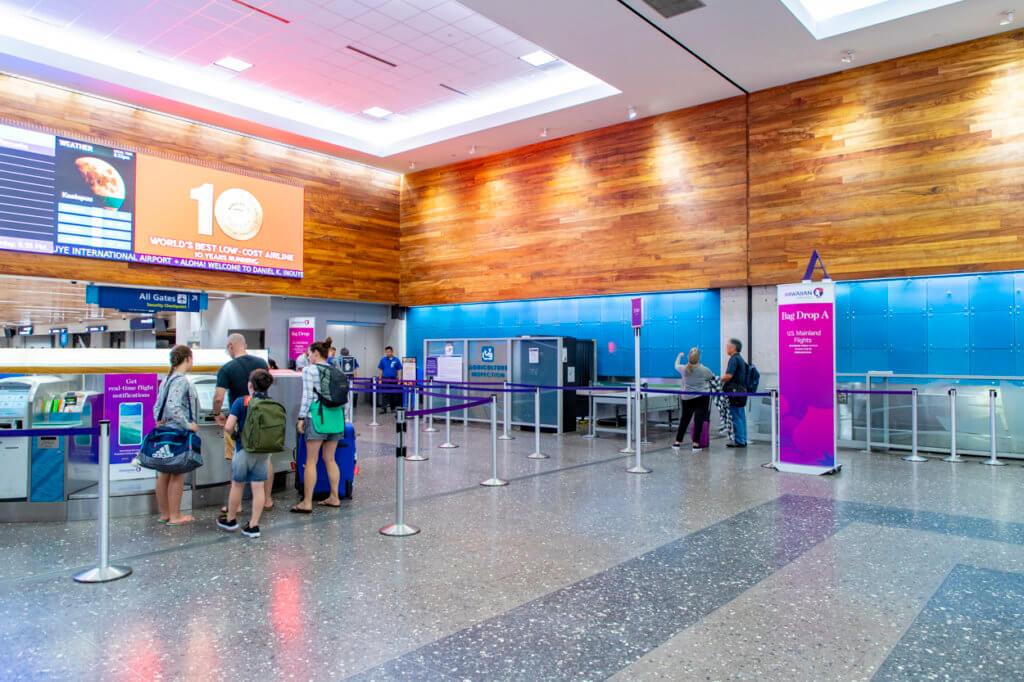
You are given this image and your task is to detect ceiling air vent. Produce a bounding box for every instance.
[640,0,706,19]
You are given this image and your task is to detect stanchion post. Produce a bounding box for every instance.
[499,381,514,440]
[902,388,927,462]
[619,385,634,454]
[942,387,962,463]
[982,388,1006,466]
[627,388,651,474]
[406,388,427,462]
[481,395,509,486]
[763,389,778,470]
[582,391,596,439]
[528,385,549,459]
[74,421,131,583]
[368,377,381,427]
[439,383,458,449]
[423,377,438,432]
[380,409,420,536]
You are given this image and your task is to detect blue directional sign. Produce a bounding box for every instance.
[86,285,207,313]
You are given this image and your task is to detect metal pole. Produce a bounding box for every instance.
[499,381,514,440]
[582,391,596,439]
[942,388,962,463]
[528,385,549,459]
[982,388,1005,466]
[368,377,381,427]
[863,373,871,453]
[423,377,438,432]
[439,383,458,448]
[74,421,131,583]
[619,386,634,454]
[481,395,508,486]
[641,383,651,444]
[763,389,778,470]
[882,376,890,451]
[902,388,927,462]
[627,326,651,474]
[406,388,427,462]
[380,409,419,536]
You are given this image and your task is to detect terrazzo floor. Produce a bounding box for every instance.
[1,403,1023,681]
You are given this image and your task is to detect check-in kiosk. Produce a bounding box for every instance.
[188,375,231,498]
[0,376,75,501]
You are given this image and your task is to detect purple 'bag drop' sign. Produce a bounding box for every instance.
[777,281,837,474]
[631,297,643,328]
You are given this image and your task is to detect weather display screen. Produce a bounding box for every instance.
[0,121,303,278]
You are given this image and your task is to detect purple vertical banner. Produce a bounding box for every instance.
[103,373,159,481]
[631,297,643,328]
[288,316,316,361]
[425,356,438,377]
[777,281,838,474]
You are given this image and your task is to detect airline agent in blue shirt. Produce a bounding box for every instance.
[377,346,403,413]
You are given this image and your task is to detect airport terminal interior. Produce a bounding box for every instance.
[1,0,1024,680]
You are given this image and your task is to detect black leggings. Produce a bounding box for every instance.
[675,395,710,444]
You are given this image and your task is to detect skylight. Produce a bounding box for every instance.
[779,0,965,39]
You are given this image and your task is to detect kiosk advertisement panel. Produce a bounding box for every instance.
[103,374,159,481]
[777,281,839,475]
[288,317,315,361]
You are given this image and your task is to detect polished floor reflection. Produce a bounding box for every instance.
[2,404,1023,681]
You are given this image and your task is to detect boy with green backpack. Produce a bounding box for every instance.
[218,369,287,538]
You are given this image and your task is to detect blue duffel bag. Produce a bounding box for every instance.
[138,377,203,475]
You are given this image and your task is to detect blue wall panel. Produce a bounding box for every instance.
[837,271,1023,377]
[408,290,721,379]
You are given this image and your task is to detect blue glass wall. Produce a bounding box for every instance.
[407,290,722,379]
[836,272,1024,375]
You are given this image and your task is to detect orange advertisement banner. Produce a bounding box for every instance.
[134,155,304,277]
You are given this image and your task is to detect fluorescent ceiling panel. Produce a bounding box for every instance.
[779,0,965,39]
[0,2,619,157]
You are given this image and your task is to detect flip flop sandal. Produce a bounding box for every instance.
[317,500,341,508]
[167,518,194,526]
[289,506,313,514]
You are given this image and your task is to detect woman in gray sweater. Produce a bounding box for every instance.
[153,345,200,525]
[673,347,714,452]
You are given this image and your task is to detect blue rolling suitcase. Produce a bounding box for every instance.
[295,423,356,499]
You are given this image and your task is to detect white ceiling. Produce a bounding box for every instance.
[0,0,1015,172]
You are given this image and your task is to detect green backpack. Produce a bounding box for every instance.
[240,396,287,453]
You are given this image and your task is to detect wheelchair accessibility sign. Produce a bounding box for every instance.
[481,346,495,362]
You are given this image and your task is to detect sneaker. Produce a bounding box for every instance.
[217,514,239,532]
[726,443,747,449]
[671,442,681,450]
[692,446,703,453]
[241,524,261,538]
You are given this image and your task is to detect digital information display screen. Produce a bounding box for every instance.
[0,122,303,278]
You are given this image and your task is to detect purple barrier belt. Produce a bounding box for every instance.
[642,387,771,398]
[404,397,493,418]
[0,427,98,438]
[837,389,914,396]
[350,387,407,394]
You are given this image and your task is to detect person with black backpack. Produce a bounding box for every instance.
[721,338,749,448]
[291,338,348,513]
[218,369,285,538]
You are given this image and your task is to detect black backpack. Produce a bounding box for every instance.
[315,364,349,408]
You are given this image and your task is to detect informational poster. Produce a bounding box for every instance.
[425,357,438,377]
[529,347,539,364]
[436,355,463,383]
[444,342,454,356]
[0,120,304,278]
[103,373,159,481]
[401,356,417,381]
[777,281,838,475]
[288,317,315,361]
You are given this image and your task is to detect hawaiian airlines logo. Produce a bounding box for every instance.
[813,288,824,298]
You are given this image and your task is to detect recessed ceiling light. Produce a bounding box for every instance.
[628,106,637,120]
[363,106,393,118]
[213,56,252,72]
[1000,9,1015,25]
[520,50,558,67]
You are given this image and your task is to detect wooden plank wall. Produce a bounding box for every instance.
[399,97,749,306]
[748,30,1024,284]
[0,74,401,302]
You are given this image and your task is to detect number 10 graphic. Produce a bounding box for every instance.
[189,183,265,241]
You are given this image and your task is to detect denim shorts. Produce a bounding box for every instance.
[304,417,342,442]
[231,449,271,483]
